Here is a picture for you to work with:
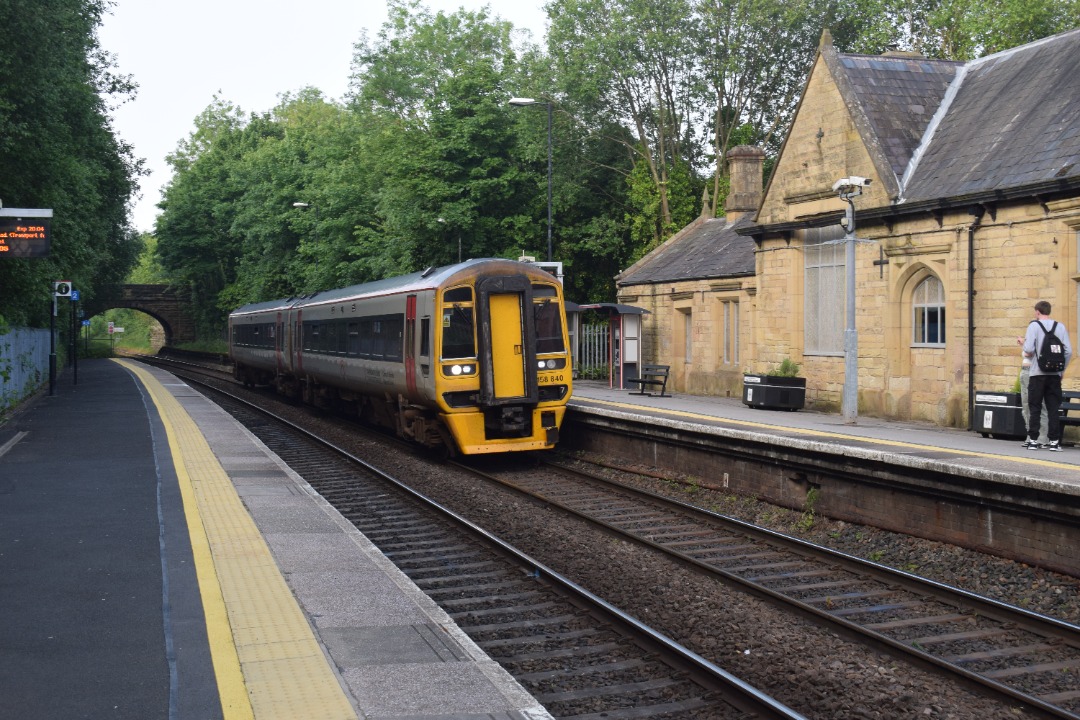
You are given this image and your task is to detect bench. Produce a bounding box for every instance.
[628,364,670,397]
[1060,390,1080,430]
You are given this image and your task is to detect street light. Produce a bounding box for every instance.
[832,176,872,424]
[509,97,553,262]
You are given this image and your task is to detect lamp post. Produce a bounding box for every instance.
[509,97,553,262]
[832,176,871,424]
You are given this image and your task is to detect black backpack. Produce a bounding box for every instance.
[1033,320,1067,373]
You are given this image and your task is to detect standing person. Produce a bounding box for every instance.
[1017,334,1049,447]
[1023,300,1073,451]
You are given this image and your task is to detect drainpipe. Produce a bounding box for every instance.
[967,206,984,430]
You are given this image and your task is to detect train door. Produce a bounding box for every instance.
[476,275,538,405]
[275,310,285,374]
[404,294,418,398]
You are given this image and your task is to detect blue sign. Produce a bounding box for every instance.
[81,320,91,326]
[71,289,80,301]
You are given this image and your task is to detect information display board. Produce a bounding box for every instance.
[0,208,53,257]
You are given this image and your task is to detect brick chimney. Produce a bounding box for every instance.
[724,145,765,222]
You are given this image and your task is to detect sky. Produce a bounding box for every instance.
[98,0,550,234]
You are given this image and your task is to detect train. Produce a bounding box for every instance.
[228,258,573,455]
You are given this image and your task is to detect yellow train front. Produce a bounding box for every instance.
[229,258,573,455]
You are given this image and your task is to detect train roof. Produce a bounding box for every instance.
[229,258,558,317]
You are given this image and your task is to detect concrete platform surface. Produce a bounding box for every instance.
[569,380,1080,493]
[0,359,551,720]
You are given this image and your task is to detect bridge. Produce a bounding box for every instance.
[113,284,198,345]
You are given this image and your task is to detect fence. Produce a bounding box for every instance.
[576,323,610,380]
[0,327,51,412]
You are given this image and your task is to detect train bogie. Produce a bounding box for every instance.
[228,259,572,455]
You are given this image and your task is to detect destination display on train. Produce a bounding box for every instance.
[0,209,53,257]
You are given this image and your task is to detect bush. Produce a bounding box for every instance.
[773,357,801,377]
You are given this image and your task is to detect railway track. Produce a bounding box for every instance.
[180,374,803,720]
[136,354,1080,716]
[467,458,1080,718]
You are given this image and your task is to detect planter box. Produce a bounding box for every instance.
[973,391,1026,439]
[742,374,806,411]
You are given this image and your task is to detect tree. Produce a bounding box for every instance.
[548,0,703,250]
[155,98,253,335]
[0,0,142,327]
[349,0,537,271]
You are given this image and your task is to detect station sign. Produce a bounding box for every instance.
[0,208,53,257]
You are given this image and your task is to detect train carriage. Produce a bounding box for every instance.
[229,258,572,455]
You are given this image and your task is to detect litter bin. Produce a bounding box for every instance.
[973,391,1026,438]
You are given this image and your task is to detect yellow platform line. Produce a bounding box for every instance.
[579,396,1075,470]
[117,360,357,720]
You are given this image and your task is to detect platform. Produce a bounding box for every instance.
[0,359,550,720]
[569,380,1080,484]
[567,380,1080,575]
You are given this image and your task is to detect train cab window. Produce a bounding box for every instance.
[442,304,476,359]
[444,287,472,303]
[533,295,565,353]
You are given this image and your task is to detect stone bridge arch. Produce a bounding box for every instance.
[106,284,198,346]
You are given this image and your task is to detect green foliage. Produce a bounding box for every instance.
[0,0,142,328]
[148,0,1074,331]
[773,357,802,377]
[127,234,169,284]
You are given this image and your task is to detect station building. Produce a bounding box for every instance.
[617,28,1080,428]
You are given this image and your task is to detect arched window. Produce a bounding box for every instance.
[912,275,945,346]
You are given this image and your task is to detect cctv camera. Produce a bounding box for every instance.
[832,176,871,191]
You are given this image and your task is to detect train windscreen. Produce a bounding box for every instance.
[442,287,476,359]
[533,285,565,353]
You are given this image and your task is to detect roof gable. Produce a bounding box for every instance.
[837,53,962,182]
[902,28,1080,202]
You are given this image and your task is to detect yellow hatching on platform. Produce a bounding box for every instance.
[116,359,357,720]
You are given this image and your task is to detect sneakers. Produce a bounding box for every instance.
[1022,439,1044,450]
[1046,441,1063,452]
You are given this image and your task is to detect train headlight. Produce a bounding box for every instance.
[451,364,463,375]
[538,359,560,370]
[446,364,476,376]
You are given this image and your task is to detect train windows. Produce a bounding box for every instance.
[532,284,558,297]
[420,318,430,358]
[358,319,374,357]
[442,305,476,359]
[444,287,472,303]
[304,324,320,351]
[347,323,360,356]
[383,316,404,362]
[534,298,565,353]
[303,315,404,361]
[233,322,279,348]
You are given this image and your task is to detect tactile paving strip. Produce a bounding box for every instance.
[118,360,357,720]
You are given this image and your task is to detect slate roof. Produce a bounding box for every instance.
[838,53,963,180]
[902,28,1080,202]
[616,213,756,286]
